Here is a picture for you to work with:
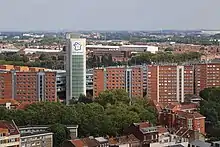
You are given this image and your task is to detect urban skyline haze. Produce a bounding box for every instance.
[0,0,220,31]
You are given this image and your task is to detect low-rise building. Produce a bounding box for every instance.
[108,134,140,147]
[19,125,78,139]
[158,103,205,135]
[0,120,20,147]
[20,131,53,147]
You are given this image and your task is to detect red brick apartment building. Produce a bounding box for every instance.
[0,65,57,102]
[195,63,220,95]
[147,65,194,103]
[158,103,205,135]
[93,66,143,98]
[93,63,220,103]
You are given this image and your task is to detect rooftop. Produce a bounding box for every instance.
[20,131,53,137]
[190,140,211,147]
[0,120,19,135]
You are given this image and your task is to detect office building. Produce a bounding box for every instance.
[93,66,143,98]
[66,34,86,104]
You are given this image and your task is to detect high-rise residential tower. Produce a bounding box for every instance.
[65,34,86,104]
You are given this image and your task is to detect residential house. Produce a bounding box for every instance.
[0,120,20,147]
[81,137,100,147]
[95,137,109,147]
[124,122,158,147]
[158,103,205,135]
[62,139,86,147]
[108,134,140,147]
[0,99,20,109]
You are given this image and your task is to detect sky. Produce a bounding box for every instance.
[0,0,220,31]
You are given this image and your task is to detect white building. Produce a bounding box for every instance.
[120,45,159,54]
[65,34,86,104]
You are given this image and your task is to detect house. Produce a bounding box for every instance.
[95,137,109,147]
[108,134,140,147]
[124,122,158,147]
[81,137,100,147]
[0,99,20,109]
[159,103,205,135]
[62,139,86,147]
[0,120,20,147]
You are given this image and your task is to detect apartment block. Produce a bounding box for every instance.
[0,70,57,102]
[195,63,220,95]
[147,65,194,103]
[93,66,143,98]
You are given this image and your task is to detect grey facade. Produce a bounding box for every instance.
[65,34,86,104]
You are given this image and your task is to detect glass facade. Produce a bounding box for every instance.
[72,55,84,98]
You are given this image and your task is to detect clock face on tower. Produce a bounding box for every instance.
[73,42,82,51]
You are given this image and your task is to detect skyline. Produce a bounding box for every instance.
[0,0,220,31]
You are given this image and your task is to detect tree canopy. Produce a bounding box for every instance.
[200,87,220,141]
[0,90,156,138]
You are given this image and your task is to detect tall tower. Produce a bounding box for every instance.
[66,33,86,104]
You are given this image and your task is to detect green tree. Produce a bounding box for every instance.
[47,123,71,147]
[96,89,130,106]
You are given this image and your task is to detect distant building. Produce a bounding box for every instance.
[65,34,86,103]
[0,120,20,147]
[120,45,159,54]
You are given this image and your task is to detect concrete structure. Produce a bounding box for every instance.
[66,34,86,103]
[20,131,53,147]
[19,125,78,139]
[0,120,20,147]
[86,69,93,91]
[93,66,143,98]
[120,45,158,53]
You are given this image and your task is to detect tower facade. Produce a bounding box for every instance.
[66,34,86,104]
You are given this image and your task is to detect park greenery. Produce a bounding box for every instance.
[0,89,156,146]
[0,52,64,69]
[200,87,220,141]
[129,51,202,65]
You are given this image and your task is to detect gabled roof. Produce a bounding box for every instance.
[180,103,198,110]
[71,139,85,147]
[109,134,139,145]
[81,137,100,147]
[133,122,151,129]
[176,111,205,119]
[0,120,19,135]
[0,99,20,106]
[95,137,108,143]
[157,126,168,134]
[16,102,34,110]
